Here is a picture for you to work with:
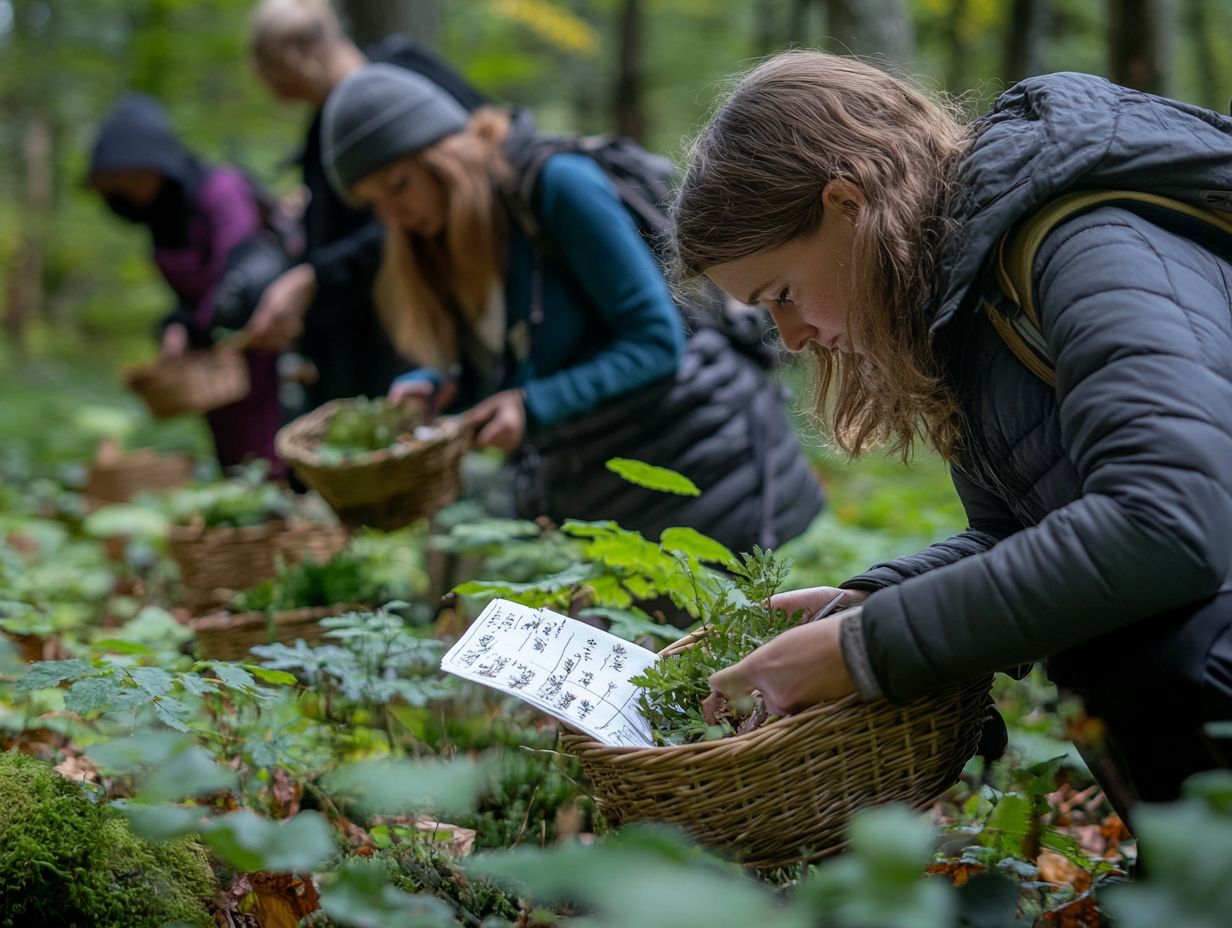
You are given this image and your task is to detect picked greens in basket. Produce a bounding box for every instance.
[316,397,441,464]
[629,547,804,746]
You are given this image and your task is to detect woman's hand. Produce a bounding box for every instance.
[246,263,317,350]
[468,389,526,453]
[160,323,189,359]
[704,586,869,719]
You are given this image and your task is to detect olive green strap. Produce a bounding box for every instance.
[987,190,1232,387]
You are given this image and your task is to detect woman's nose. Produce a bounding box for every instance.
[770,307,816,353]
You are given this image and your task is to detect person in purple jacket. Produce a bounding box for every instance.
[88,94,284,476]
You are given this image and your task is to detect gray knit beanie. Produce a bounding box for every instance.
[322,63,470,200]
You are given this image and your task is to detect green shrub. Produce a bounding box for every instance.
[0,750,216,928]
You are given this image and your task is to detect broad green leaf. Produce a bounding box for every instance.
[242,664,298,686]
[320,859,455,928]
[469,825,803,928]
[201,810,335,872]
[119,802,207,842]
[65,675,142,716]
[325,758,488,817]
[92,639,155,656]
[83,503,168,539]
[141,746,236,803]
[605,459,701,497]
[17,658,94,693]
[89,730,187,771]
[127,666,174,698]
[195,660,257,693]
[982,793,1032,858]
[660,527,736,565]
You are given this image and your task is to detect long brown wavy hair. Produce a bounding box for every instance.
[372,108,513,370]
[672,51,969,460]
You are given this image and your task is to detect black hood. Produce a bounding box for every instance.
[89,94,206,245]
[89,93,205,192]
[930,72,1232,331]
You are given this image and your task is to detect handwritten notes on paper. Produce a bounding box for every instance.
[440,598,659,747]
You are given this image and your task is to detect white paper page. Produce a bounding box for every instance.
[440,598,660,747]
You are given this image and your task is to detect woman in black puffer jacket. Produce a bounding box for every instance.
[677,50,1232,821]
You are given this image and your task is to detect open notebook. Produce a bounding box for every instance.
[440,598,660,747]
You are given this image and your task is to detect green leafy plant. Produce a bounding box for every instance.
[628,546,800,744]
[230,549,423,613]
[163,463,294,529]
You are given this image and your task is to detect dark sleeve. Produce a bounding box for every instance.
[305,219,384,292]
[520,154,685,426]
[841,468,1018,592]
[860,208,1232,702]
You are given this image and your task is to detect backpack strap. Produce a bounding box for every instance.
[987,189,1232,386]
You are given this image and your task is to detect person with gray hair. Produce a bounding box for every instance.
[246,0,486,409]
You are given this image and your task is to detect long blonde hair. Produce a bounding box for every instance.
[373,108,513,369]
[672,51,968,459]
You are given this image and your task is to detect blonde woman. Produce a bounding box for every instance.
[679,51,1232,819]
[319,64,824,554]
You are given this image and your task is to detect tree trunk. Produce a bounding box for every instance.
[755,0,782,54]
[789,0,815,43]
[1182,0,1220,110]
[822,0,914,65]
[339,0,441,48]
[942,0,970,90]
[4,114,52,346]
[1004,0,1051,82]
[1107,0,1172,94]
[614,0,646,143]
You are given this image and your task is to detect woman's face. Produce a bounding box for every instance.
[91,169,164,208]
[352,156,446,238]
[706,180,862,354]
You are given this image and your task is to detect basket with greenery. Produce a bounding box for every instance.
[165,468,348,609]
[554,547,992,869]
[276,397,471,531]
[189,542,427,661]
[124,343,250,419]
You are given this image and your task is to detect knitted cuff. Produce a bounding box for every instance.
[838,607,883,701]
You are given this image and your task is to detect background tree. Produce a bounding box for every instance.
[1107,0,1172,94]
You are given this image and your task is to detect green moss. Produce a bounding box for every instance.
[0,750,216,928]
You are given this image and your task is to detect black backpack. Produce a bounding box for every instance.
[500,110,779,368]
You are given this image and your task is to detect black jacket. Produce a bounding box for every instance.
[297,36,488,405]
[846,73,1232,702]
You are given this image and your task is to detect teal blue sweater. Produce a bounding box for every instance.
[396,153,685,427]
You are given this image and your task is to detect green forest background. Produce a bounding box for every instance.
[1,0,1230,468]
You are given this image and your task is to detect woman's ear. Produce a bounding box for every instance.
[821,179,865,219]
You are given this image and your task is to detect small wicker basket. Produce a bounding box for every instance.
[276,400,471,531]
[169,520,350,610]
[125,346,250,418]
[188,603,356,662]
[560,629,993,868]
[85,448,194,505]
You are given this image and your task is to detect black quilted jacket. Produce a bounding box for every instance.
[844,73,1232,702]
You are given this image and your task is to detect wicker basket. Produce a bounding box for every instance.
[85,448,194,505]
[276,400,471,531]
[169,520,350,610]
[560,629,993,868]
[188,603,356,661]
[125,347,250,418]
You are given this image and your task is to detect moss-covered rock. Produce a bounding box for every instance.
[0,750,216,928]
